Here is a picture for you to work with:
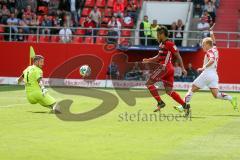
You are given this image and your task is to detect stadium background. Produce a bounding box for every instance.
[0,42,240,84]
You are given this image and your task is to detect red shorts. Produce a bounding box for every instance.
[146,63,174,88]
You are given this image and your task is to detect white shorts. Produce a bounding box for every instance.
[193,70,219,89]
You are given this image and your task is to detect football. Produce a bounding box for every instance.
[79,65,91,77]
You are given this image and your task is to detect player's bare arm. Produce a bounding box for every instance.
[174,52,187,76]
[17,74,24,84]
[210,31,216,44]
[209,23,216,44]
[142,54,160,63]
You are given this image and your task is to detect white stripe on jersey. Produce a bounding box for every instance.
[164,51,171,65]
[151,66,163,79]
[203,46,219,71]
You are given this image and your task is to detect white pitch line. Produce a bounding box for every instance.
[0,103,28,108]
[0,96,26,99]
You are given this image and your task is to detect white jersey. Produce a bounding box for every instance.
[193,46,219,89]
[203,46,219,72]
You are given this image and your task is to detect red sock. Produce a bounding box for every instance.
[147,85,162,102]
[169,91,185,105]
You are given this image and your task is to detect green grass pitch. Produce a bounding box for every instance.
[0,85,240,160]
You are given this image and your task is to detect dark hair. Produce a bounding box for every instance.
[157,26,168,37]
[33,55,44,63]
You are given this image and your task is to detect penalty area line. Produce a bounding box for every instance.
[0,103,28,108]
[0,96,26,99]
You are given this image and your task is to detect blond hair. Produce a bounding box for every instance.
[202,37,213,47]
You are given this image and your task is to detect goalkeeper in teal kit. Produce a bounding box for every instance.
[17,55,60,113]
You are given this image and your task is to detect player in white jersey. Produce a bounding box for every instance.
[193,38,219,90]
[175,26,238,116]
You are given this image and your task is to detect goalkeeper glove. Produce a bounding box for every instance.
[16,78,21,85]
[41,87,48,96]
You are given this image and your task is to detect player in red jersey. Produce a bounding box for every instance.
[143,26,190,114]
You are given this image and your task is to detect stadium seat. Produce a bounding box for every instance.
[104,8,113,17]
[84,37,94,44]
[85,0,95,7]
[107,0,114,7]
[96,0,106,8]
[123,0,128,7]
[76,29,85,35]
[79,17,85,25]
[121,30,131,37]
[51,36,60,43]
[0,25,4,33]
[0,35,4,41]
[96,37,106,44]
[39,35,50,43]
[27,35,37,42]
[98,29,108,36]
[72,36,83,44]
[81,8,92,17]
[98,8,105,16]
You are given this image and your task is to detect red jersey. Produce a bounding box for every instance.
[158,40,178,65]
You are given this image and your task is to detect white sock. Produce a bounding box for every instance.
[53,104,61,112]
[185,89,193,104]
[216,92,232,101]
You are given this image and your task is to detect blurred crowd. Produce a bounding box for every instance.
[173,61,198,82]
[0,0,220,44]
[0,0,84,41]
[0,0,140,42]
[196,0,219,40]
[107,61,199,82]
[139,0,219,46]
[139,15,185,46]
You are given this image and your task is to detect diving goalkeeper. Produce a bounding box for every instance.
[17,55,60,113]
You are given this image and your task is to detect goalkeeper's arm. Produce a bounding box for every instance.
[17,74,24,85]
[38,78,48,96]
